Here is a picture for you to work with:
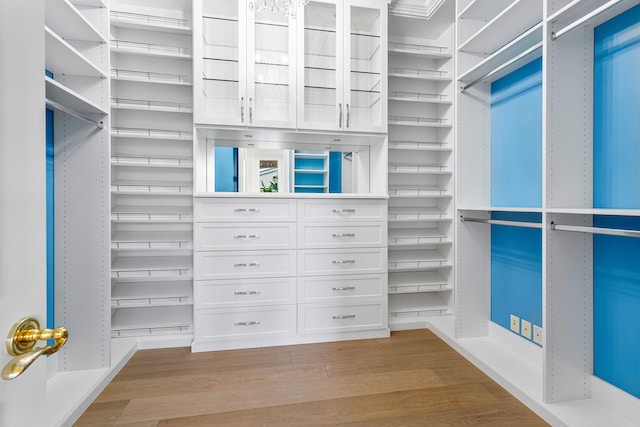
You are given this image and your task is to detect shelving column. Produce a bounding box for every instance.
[109,0,194,348]
[386,4,456,330]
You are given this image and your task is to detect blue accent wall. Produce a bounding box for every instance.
[214,147,238,192]
[329,151,342,193]
[491,212,542,343]
[46,108,54,330]
[491,58,542,208]
[593,217,640,399]
[594,4,640,208]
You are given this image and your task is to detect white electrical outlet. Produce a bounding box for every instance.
[521,319,532,339]
[510,314,520,333]
[533,325,543,345]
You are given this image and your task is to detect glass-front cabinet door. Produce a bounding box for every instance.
[297,0,344,131]
[197,0,296,128]
[345,0,387,133]
[297,0,386,133]
[200,0,247,125]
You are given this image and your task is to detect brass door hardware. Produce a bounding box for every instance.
[1,317,68,380]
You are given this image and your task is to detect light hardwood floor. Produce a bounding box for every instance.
[76,329,549,426]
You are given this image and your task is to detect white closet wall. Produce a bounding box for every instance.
[110,0,194,348]
[387,1,455,330]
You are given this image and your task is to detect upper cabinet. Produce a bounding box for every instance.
[196,0,297,128]
[297,0,387,133]
[194,0,387,133]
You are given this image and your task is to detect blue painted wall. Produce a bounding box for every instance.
[594,4,640,208]
[329,151,342,193]
[491,212,542,344]
[593,216,640,398]
[214,147,238,192]
[491,58,542,208]
[46,107,54,330]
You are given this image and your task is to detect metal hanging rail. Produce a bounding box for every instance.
[550,222,640,238]
[45,99,104,129]
[460,216,543,229]
[460,42,542,92]
[551,0,624,40]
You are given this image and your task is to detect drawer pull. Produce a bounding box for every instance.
[234,208,260,213]
[332,233,355,238]
[332,259,356,264]
[332,208,356,213]
[234,321,261,326]
[333,314,356,320]
[332,286,356,291]
[234,262,260,267]
[234,290,261,295]
[234,234,260,239]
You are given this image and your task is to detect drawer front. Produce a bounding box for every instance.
[195,223,296,251]
[298,222,386,249]
[194,305,296,341]
[195,277,296,309]
[298,274,386,303]
[299,303,387,334]
[298,248,387,276]
[195,250,296,280]
[195,198,296,222]
[298,199,387,222]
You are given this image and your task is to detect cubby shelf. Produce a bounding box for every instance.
[389,67,451,81]
[111,155,193,168]
[111,68,192,85]
[111,127,193,140]
[111,305,193,337]
[388,228,452,245]
[111,231,193,250]
[111,39,192,59]
[389,140,451,151]
[45,26,107,78]
[110,10,192,34]
[111,205,193,222]
[46,76,108,116]
[112,281,193,308]
[111,180,193,195]
[389,185,452,198]
[111,256,193,279]
[47,0,107,43]
[388,163,451,174]
[388,270,451,294]
[389,293,451,318]
[388,41,451,59]
[388,207,452,222]
[389,91,452,104]
[111,97,193,113]
[388,249,450,270]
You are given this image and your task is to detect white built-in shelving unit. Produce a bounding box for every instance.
[386,2,455,330]
[110,0,194,348]
[440,0,640,426]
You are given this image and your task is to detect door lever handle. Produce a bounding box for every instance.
[2,317,68,380]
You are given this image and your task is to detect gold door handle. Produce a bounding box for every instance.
[2,317,68,380]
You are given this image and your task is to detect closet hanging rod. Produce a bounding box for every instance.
[460,42,542,92]
[45,99,104,129]
[550,222,640,238]
[551,0,623,40]
[460,216,543,229]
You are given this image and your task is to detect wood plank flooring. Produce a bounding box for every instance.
[75,329,549,426]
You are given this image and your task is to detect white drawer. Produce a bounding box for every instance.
[195,250,296,280]
[195,223,296,251]
[195,277,296,308]
[194,305,296,341]
[298,199,387,222]
[298,248,387,276]
[298,222,386,249]
[195,198,296,222]
[298,274,386,303]
[299,302,387,334]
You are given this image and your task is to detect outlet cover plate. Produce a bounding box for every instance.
[521,319,532,339]
[510,314,520,333]
[533,325,543,345]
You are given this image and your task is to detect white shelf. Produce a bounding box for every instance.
[46,0,107,43]
[45,26,107,78]
[388,228,452,246]
[546,208,640,217]
[45,76,108,116]
[111,205,193,222]
[388,270,451,294]
[111,155,193,168]
[388,207,452,222]
[389,91,451,104]
[111,305,192,337]
[389,116,451,128]
[388,249,450,270]
[458,0,542,55]
[111,127,193,140]
[72,0,107,7]
[389,67,451,81]
[110,10,192,34]
[388,163,451,174]
[111,68,192,85]
[388,293,450,317]
[389,185,452,198]
[457,0,515,21]
[112,281,193,308]
[111,97,193,113]
[389,140,452,151]
[458,206,544,213]
[111,180,193,195]
[388,41,451,59]
[111,231,192,250]
[111,39,192,59]
[111,256,192,279]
